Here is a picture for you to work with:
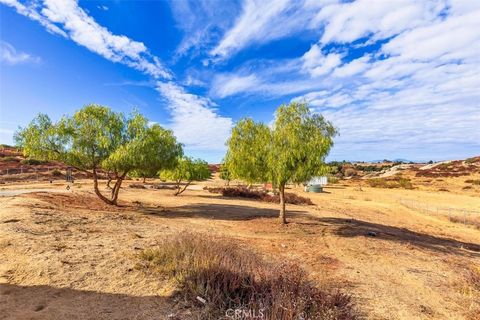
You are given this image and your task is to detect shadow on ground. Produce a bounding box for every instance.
[0,284,174,320]
[317,217,480,257]
[138,202,309,221]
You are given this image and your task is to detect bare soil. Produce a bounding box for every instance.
[1,178,479,319]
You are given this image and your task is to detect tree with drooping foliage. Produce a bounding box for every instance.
[224,118,271,186]
[225,102,337,224]
[159,157,211,195]
[15,105,182,205]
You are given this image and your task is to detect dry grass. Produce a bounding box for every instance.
[137,232,358,320]
[448,215,480,230]
[366,177,414,189]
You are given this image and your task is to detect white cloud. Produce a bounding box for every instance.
[170,0,240,57]
[97,5,108,11]
[301,44,342,77]
[314,1,443,45]
[211,74,261,98]
[0,41,41,65]
[332,55,370,78]
[156,82,233,151]
[0,0,67,37]
[1,0,171,79]
[210,0,335,59]
[210,0,480,159]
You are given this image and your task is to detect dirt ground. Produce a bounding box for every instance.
[1,178,479,320]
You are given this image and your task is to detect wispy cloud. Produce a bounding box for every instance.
[0,41,41,65]
[2,0,234,156]
[1,0,171,79]
[156,82,232,152]
[210,0,480,159]
[170,0,240,58]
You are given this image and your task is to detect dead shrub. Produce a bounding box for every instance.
[206,187,313,205]
[449,216,480,230]
[465,265,480,291]
[137,232,359,320]
[465,179,480,185]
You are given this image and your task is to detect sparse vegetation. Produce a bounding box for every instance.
[367,177,414,189]
[137,232,358,320]
[159,157,211,195]
[51,169,62,176]
[15,105,183,205]
[207,187,314,205]
[20,158,48,165]
[465,179,480,185]
[0,156,20,162]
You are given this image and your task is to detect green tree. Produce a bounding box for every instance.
[225,102,337,224]
[159,157,211,195]
[224,118,271,186]
[15,105,182,205]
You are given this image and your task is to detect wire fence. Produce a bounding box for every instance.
[398,198,480,227]
[0,167,64,175]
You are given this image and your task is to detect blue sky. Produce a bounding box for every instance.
[0,0,479,163]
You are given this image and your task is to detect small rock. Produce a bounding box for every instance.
[34,305,45,312]
[367,231,377,237]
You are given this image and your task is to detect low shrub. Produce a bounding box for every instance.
[367,177,413,189]
[466,264,480,291]
[129,184,147,189]
[0,156,19,162]
[207,187,313,205]
[137,232,358,320]
[266,192,314,205]
[449,215,480,230]
[343,168,356,177]
[465,157,480,164]
[21,158,47,165]
[327,175,339,184]
[51,169,62,177]
[465,179,480,185]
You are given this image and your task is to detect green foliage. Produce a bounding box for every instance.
[269,103,337,186]
[224,118,271,184]
[15,105,182,204]
[225,102,337,223]
[327,175,339,184]
[219,163,232,185]
[21,158,48,165]
[159,157,210,195]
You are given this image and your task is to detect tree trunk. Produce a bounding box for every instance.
[92,169,125,206]
[106,178,113,190]
[142,177,146,183]
[279,183,287,224]
[111,177,124,205]
[174,180,181,196]
[176,181,191,195]
[93,170,114,205]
